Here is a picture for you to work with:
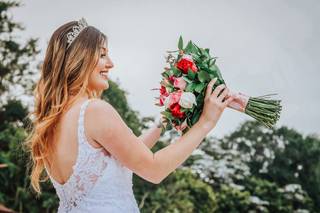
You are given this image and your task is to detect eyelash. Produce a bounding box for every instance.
[100,54,106,58]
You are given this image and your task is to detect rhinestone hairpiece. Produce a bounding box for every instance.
[66,17,89,48]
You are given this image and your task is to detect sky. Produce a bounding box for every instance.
[12,0,320,137]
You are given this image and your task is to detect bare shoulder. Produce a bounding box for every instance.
[85,98,126,141]
[87,98,114,113]
[86,98,121,121]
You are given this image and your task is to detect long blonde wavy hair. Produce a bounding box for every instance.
[25,21,107,193]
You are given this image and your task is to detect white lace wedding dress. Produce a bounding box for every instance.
[46,99,140,212]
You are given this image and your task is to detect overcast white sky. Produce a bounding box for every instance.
[12,0,320,137]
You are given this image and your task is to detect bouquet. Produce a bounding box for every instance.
[154,36,282,134]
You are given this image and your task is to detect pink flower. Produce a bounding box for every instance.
[173,77,187,90]
[164,90,183,108]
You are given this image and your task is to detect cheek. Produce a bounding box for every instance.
[94,59,105,73]
[88,60,109,90]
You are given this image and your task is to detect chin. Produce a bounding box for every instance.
[102,82,109,90]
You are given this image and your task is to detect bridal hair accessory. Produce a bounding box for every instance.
[66,17,89,48]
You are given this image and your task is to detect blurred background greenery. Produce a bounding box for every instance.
[1,1,319,212]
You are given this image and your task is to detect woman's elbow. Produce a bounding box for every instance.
[141,157,164,184]
[144,175,163,184]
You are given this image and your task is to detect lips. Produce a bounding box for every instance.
[100,71,108,79]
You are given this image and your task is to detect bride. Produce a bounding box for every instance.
[26,18,234,212]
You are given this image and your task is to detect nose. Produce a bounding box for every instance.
[106,56,114,69]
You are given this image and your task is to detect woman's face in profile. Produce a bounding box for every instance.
[88,41,114,92]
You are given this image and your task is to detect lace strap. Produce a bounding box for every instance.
[78,99,91,146]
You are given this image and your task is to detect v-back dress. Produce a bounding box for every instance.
[46,99,140,212]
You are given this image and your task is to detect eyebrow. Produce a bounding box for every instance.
[100,47,108,52]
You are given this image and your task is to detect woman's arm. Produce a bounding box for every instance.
[138,124,162,149]
[88,79,233,184]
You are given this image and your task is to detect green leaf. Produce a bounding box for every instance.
[167,86,174,93]
[191,109,202,125]
[172,67,181,76]
[161,111,171,116]
[161,111,173,120]
[209,58,216,66]
[210,64,224,81]
[200,48,206,56]
[182,76,192,83]
[197,71,210,83]
[209,73,218,79]
[184,41,193,53]
[187,69,196,80]
[178,36,183,50]
[184,41,198,54]
[185,83,197,92]
[161,72,169,78]
[180,107,190,113]
[194,83,206,93]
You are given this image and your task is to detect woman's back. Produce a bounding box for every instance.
[46,99,140,212]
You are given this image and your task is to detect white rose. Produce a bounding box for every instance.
[179,92,197,109]
[164,95,171,109]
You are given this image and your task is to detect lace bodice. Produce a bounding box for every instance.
[46,99,140,213]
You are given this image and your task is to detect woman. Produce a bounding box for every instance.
[26,18,234,212]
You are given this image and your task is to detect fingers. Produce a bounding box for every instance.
[223,95,235,107]
[205,78,218,100]
[218,87,229,102]
[212,84,226,98]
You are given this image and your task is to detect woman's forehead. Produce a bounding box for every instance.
[100,41,108,51]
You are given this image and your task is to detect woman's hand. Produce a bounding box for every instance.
[199,78,235,128]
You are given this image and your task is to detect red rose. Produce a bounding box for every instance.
[168,76,175,84]
[169,103,185,119]
[160,85,169,97]
[159,95,166,106]
[176,55,198,74]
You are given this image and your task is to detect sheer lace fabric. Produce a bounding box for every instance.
[46,99,140,212]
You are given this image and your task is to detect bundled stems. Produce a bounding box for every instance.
[244,95,282,128]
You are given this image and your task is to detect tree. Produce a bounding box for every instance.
[0,1,39,99]
[191,121,318,212]
[135,168,217,213]
[226,121,320,210]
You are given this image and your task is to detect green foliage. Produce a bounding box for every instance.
[0,122,59,212]
[135,169,217,213]
[0,1,39,95]
[193,121,319,212]
[216,185,252,213]
[242,177,314,212]
[225,121,320,210]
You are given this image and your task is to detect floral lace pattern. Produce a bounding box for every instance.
[47,100,108,212]
[47,99,140,213]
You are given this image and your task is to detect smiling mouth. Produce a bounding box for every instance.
[100,71,108,79]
